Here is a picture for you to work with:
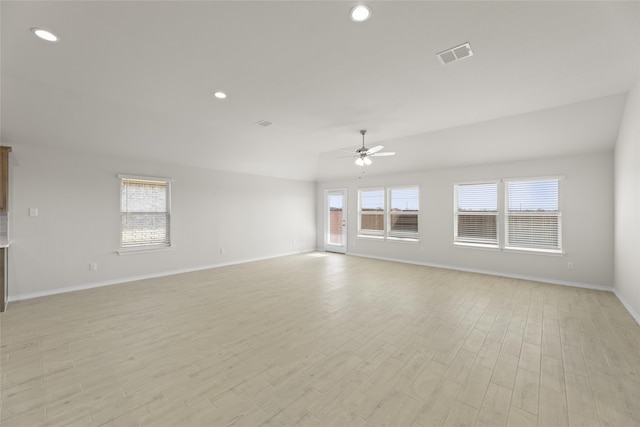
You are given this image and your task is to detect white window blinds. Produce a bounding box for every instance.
[120,177,171,249]
[388,187,419,239]
[455,183,498,246]
[505,179,561,251]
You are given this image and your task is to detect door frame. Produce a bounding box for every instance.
[324,188,348,254]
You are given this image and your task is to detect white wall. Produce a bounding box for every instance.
[7,144,316,299]
[614,80,640,321]
[318,152,614,289]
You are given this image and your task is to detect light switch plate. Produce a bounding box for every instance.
[29,208,38,217]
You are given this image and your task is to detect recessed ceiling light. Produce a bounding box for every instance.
[350,4,371,22]
[214,91,227,99]
[31,28,58,42]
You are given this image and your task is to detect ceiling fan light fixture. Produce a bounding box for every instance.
[363,157,372,165]
[350,4,371,22]
[355,157,365,166]
[31,28,58,42]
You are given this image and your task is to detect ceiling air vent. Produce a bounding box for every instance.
[437,42,473,65]
[255,120,273,127]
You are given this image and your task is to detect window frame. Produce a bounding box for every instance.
[358,185,420,242]
[358,187,386,238]
[118,174,173,254]
[504,176,563,254]
[387,186,420,241]
[453,180,500,248]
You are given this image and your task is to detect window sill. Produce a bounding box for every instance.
[357,235,385,240]
[358,235,419,243]
[454,242,500,251]
[388,237,420,243]
[118,245,173,255]
[453,242,563,256]
[504,247,564,256]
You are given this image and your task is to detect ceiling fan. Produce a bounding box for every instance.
[351,130,396,166]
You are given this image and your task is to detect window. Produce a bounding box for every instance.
[119,175,171,250]
[358,189,385,237]
[454,182,498,247]
[453,177,563,253]
[388,187,419,239]
[505,178,561,252]
[358,186,419,241]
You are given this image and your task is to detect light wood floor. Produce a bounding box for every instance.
[1,253,639,427]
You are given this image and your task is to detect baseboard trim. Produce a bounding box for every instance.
[613,289,640,325]
[346,251,613,292]
[8,249,314,303]
[11,249,636,327]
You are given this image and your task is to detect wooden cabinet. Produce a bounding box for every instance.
[1,146,10,212]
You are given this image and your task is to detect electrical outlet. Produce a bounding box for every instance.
[89,262,98,271]
[567,262,574,270]
[220,248,225,255]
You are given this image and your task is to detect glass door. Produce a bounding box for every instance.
[325,189,347,253]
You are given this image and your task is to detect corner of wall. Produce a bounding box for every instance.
[613,78,640,324]
[614,289,640,325]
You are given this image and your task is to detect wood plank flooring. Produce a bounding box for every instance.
[1,253,639,426]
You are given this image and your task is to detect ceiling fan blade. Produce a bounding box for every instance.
[367,145,384,154]
[335,155,357,158]
[339,148,356,154]
[371,151,395,157]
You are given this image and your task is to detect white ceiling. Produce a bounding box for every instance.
[1,1,638,181]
